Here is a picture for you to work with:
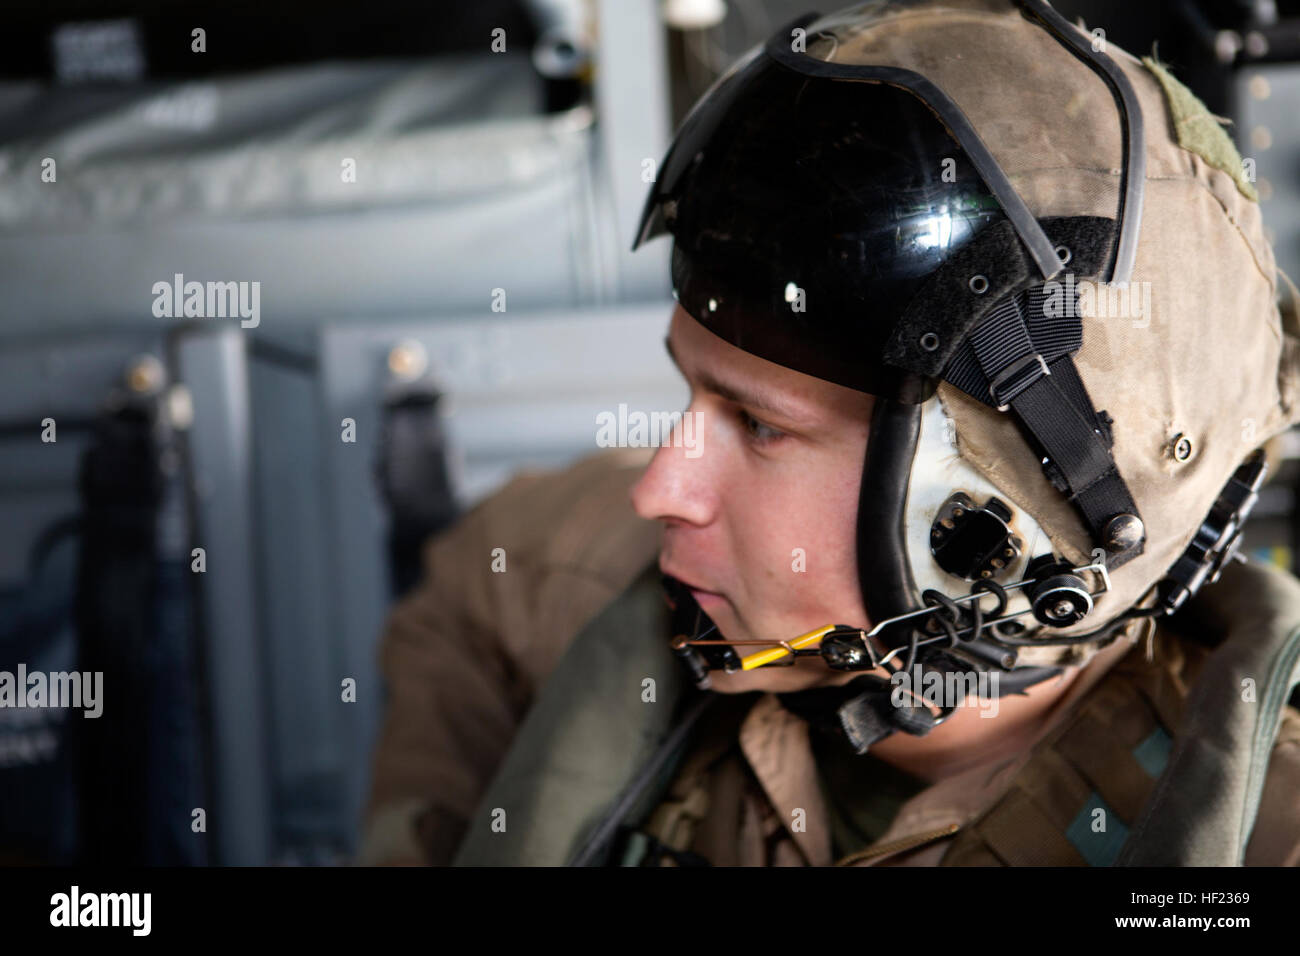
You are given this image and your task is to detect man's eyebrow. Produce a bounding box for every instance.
[663,336,810,423]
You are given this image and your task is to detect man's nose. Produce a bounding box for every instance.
[629,412,715,527]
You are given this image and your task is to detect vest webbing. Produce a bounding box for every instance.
[940,632,1203,866]
[618,695,754,866]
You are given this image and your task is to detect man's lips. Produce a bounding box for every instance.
[661,564,728,606]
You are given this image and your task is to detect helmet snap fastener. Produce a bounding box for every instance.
[1171,433,1193,462]
[1026,566,1093,626]
[919,332,940,352]
[1103,513,1145,552]
[1055,245,1072,265]
[968,274,989,295]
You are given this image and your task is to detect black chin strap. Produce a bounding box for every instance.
[777,674,934,755]
[777,664,1065,755]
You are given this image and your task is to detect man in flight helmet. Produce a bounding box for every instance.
[361,0,1300,867]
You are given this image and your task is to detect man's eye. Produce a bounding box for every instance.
[739,409,783,443]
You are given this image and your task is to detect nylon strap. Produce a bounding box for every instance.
[777,663,1066,756]
[942,286,1144,569]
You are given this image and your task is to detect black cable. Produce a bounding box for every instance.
[971,578,1009,618]
[992,603,1163,646]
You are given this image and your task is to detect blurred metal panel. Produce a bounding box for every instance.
[323,301,684,506]
[316,332,391,851]
[593,0,672,301]
[247,342,345,856]
[173,325,273,865]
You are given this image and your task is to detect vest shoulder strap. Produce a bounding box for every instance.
[452,564,691,866]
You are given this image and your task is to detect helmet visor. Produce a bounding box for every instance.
[634,5,1068,401]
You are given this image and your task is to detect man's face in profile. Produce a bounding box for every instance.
[631,305,876,694]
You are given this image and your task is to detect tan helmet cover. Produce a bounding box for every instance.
[807,0,1300,665]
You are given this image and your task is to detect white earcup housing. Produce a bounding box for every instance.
[902,395,1053,636]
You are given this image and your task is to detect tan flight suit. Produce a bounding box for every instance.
[358,449,1300,866]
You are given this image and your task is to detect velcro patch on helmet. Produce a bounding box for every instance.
[1142,55,1259,202]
